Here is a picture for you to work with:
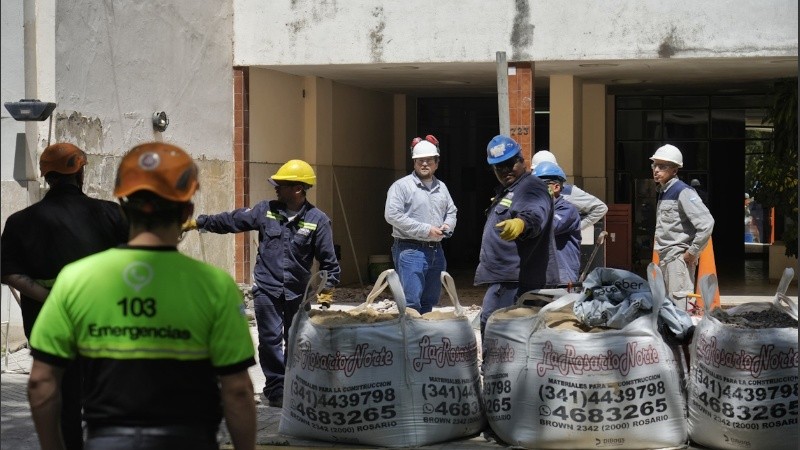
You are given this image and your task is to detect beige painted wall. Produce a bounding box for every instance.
[250,69,305,165]
[549,75,583,180]
[581,83,608,202]
[247,70,402,286]
[330,83,397,286]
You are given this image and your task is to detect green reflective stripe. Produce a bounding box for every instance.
[499,198,512,207]
[78,345,209,360]
[266,211,285,221]
[298,221,317,231]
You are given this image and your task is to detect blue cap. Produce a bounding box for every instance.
[486,135,521,165]
[533,161,566,182]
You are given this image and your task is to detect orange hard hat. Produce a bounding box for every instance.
[39,143,87,176]
[114,142,199,202]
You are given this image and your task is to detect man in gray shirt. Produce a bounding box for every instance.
[384,135,457,313]
[650,144,714,308]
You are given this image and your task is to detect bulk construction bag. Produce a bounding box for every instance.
[279,270,485,447]
[688,268,799,450]
[482,263,687,449]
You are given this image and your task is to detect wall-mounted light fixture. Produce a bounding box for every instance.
[4,99,57,121]
[152,111,169,132]
[4,99,58,147]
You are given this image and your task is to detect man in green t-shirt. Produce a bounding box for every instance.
[27,143,257,450]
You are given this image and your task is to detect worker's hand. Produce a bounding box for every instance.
[317,289,334,309]
[427,226,444,240]
[495,218,525,241]
[441,224,453,238]
[181,219,198,232]
[683,251,699,267]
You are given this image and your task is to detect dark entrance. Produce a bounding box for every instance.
[614,93,773,282]
[415,98,499,270]
[415,97,551,271]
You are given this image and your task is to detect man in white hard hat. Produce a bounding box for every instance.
[650,144,714,308]
[385,135,457,314]
[532,150,608,231]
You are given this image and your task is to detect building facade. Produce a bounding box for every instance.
[2,0,797,341]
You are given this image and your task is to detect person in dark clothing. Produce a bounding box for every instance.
[475,135,559,336]
[182,159,340,408]
[2,142,128,450]
[27,142,255,450]
[690,179,709,205]
[533,161,582,285]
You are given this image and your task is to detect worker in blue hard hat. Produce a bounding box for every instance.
[475,135,559,337]
[534,161,582,285]
[532,150,608,232]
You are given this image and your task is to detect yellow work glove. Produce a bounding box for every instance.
[181,219,198,232]
[317,289,334,309]
[495,218,525,241]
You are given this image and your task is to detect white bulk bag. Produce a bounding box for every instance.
[688,268,799,450]
[482,263,688,449]
[279,270,485,447]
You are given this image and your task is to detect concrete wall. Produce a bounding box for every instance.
[1,1,240,340]
[234,0,797,65]
[54,1,235,270]
[1,0,32,346]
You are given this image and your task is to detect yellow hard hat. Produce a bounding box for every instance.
[270,159,316,187]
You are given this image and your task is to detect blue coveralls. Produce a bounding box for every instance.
[474,172,559,332]
[552,195,582,285]
[198,199,340,401]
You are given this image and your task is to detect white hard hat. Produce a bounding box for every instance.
[690,179,701,187]
[412,140,439,159]
[532,150,557,168]
[650,144,683,168]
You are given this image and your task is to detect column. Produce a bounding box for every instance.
[508,62,534,166]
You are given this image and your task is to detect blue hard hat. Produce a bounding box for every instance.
[533,161,566,182]
[486,135,521,164]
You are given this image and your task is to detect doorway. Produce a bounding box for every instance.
[415,97,551,270]
[614,93,773,284]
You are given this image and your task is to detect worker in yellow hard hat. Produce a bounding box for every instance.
[182,158,340,408]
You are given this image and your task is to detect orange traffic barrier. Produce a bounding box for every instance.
[652,237,720,312]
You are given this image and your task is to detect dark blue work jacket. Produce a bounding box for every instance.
[475,172,560,291]
[198,200,340,300]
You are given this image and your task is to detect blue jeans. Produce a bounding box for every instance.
[479,282,519,337]
[391,241,446,314]
[253,287,304,401]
